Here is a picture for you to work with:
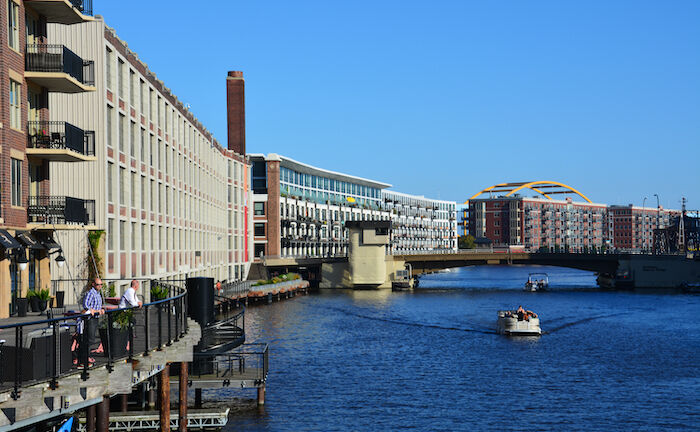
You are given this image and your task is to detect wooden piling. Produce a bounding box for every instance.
[121,393,128,412]
[86,404,96,432]
[257,384,266,406]
[159,364,170,432]
[178,362,188,432]
[96,395,109,432]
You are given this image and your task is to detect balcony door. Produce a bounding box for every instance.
[27,87,41,139]
[26,15,40,46]
[29,163,42,199]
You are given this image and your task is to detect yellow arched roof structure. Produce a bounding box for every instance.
[465,181,592,204]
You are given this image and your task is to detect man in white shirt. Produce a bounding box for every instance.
[119,280,143,308]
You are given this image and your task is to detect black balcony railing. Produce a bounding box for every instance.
[27,121,95,156]
[25,44,95,86]
[28,196,95,225]
[70,0,93,15]
[0,279,188,399]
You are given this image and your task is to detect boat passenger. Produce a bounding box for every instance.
[516,305,525,320]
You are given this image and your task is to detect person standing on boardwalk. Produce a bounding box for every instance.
[78,278,105,363]
[119,280,143,308]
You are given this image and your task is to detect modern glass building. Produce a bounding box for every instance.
[250,154,458,259]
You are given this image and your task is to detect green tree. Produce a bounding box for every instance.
[458,234,476,249]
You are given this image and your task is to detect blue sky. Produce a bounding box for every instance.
[95,1,699,210]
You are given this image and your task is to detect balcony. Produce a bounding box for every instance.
[24,0,93,24]
[26,121,95,162]
[27,196,95,227]
[25,44,95,93]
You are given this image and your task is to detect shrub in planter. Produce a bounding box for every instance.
[27,290,40,312]
[150,284,169,302]
[37,289,51,312]
[99,310,132,359]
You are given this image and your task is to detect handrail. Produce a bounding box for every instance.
[0,279,189,399]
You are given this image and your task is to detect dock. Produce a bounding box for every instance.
[78,408,230,431]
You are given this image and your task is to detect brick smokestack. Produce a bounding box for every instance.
[226,71,246,154]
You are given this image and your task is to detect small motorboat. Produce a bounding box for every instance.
[524,273,549,292]
[497,309,541,336]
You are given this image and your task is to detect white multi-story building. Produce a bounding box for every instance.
[382,190,458,254]
[47,18,252,302]
[249,153,458,259]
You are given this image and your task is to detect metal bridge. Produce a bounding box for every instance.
[465,180,593,203]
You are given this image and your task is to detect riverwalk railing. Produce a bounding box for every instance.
[192,343,268,384]
[248,277,309,298]
[220,280,253,299]
[0,279,188,399]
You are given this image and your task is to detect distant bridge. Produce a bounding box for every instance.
[257,251,699,290]
[397,252,619,275]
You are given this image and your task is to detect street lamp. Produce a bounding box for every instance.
[15,248,28,271]
[654,193,660,230]
[642,197,647,252]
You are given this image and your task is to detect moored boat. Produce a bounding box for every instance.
[524,273,549,292]
[497,308,541,336]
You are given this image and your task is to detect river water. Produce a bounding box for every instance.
[217,265,700,431]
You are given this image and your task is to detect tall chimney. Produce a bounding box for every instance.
[226,71,245,154]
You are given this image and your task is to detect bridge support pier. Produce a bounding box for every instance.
[346,221,392,288]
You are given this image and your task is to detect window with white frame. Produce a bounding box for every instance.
[105,48,113,89]
[11,158,21,206]
[9,79,21,129]
[7,1,19,51]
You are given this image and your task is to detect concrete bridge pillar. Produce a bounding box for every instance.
[346,221,391,288]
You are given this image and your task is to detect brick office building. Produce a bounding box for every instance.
[0,0,95,317]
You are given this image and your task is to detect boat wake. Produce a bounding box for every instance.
[543,312,629,334]
[321,304,496,335]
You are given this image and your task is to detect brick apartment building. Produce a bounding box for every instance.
[0,0,95,317]
[467,196,678,253]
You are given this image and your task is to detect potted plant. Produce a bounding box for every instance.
[99,309,132,359]
[150,283,169,302]
[37,289,51,312]
[27,290,40,312]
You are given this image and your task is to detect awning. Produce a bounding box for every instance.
[16,231,45,250]
[0,229,22,250]
[35,232,61,251]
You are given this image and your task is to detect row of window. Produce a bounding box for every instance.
[279,167,381,199]
[106,218,242,253]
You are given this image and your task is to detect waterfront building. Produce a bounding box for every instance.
[249,153,458,259]
[467,196,679,253]
[249,153,390,259]
[608,204,675,252]
[468,196,608,252]
[44,19,252,303]
[382,190,457,254]
[0,0,96,318]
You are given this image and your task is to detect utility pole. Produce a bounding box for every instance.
[678,197,686,253]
